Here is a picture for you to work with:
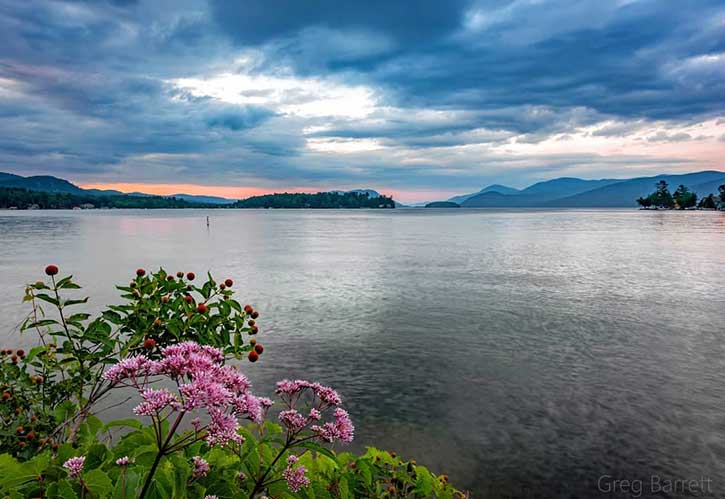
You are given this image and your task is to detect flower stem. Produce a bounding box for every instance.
[139,411,185,499]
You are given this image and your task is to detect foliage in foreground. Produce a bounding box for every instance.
[0,267,463,498]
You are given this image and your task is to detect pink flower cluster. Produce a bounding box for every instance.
[192,456,210,478]
[283,455,310,492]
[312,408,354,444]
[275,379,354,444]
[275,379,342,406]
[103,341,271,447]
[63,456,85,480]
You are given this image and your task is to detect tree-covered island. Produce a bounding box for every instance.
[232,191,395,209]
[636,181,725,210]
[0,188,396,210]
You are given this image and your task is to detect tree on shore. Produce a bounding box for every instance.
[653,180,675,208]
[698,194,717,209]
[673,184,697,209]
[719,184,725,203]
[636,196,653,208]
[637,180,675,209]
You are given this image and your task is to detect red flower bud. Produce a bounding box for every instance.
[251,325,259,335]
[247,319,255,327]
[219,283,226,290]
[176,271,184,278]
[167,275,175,281]
[16,349,25,357]
[26,432,35,440]
[186,272,195,281]
[143,338,156,349]
[184,295,194,303]
[224,279,233,287]
[2,392,11,400]
[244,304,253,314]
[254,344,264,355]
[44,265,59,276]
[197,303,208,314]
[251,311,259,319]
[136,268,146,277]
[247,350,259,363]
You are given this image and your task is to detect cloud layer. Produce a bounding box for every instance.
[0,0,723,202]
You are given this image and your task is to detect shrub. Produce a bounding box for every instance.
[0,267,464,498]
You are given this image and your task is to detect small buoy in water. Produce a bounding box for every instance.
[206,216,210,227]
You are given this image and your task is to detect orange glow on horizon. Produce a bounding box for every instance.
[79,183,311,200]
[78,182,453,204]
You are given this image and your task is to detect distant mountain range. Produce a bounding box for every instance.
[447,184,521,204]
[0,172,389,206]
[3,170,724,209]
[0,172,239,204]
[442,171,725,208]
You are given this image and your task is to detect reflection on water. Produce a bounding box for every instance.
[1,208,725,496]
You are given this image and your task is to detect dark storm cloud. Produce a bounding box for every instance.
[0,0,723,194]
[208,0,476,46]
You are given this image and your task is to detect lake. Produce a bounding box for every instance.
[1,208,724,497]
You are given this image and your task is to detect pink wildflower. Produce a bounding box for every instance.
[279,409,308,431]
[103,356,158,384]
[180,373,232,410]
[133,388,180,416]
[206,407,243,446]
[314,384,342,406]
[115,456,131,466]
[312,408,354,444]
[192,456,210,478]
[63,456,85,479]
[283,455,310,492]
[275,379,304,395]
[217,365,251,393]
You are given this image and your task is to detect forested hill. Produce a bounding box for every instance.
[233,191,395,208]
[0,187,208,209]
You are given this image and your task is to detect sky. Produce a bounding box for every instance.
[1,0,724,203]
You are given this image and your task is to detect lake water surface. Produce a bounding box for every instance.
[1,209,724,497]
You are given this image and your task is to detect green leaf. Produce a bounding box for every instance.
[84,469,113,498]
[297,441,337,461]
[36,294,60,306]
[63,298,89,307]
[102,418,143,431]
[413,465,434,496]
[84,443,109,470]
[56,276,82,290]
[102,310,123,325]
[112,470,139,499]
[48,479,79,499]
[26,319,59,328]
